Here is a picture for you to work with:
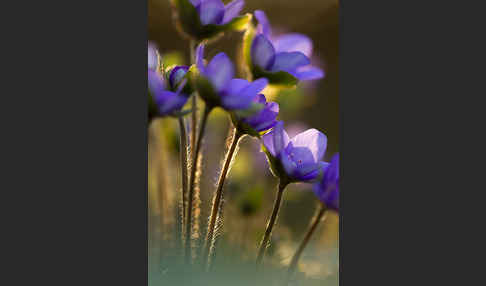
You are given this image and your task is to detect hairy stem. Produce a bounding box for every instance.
[286,204,327,283]
[185,39,199,259]
[189,40,198,162]
[178,117,189,248]
[203,127,243,269]
[256,180,289,266]
[185,105,211,263]
[191,97,197,155]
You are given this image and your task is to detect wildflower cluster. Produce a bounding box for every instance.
[148,0,339,280]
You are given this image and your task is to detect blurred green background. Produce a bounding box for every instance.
[148,0,339,285]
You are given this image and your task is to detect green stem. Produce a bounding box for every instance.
[185,105,211,263]
[178,117,189,247]
[256,180,289,266]
[203,127,243,269]
[286,204,327,283]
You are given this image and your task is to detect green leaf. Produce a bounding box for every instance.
[253,66,299,87]
[261,145,282,179]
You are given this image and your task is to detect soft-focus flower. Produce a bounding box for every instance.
[148,69,190,117]
[313,153,339,211]
[243,10,324,86]
[195,43,268,111]
[191,0,244,25]
[171,0,250,41]
[166,65,195,96]
[147,44,192,118]
[168,66,189,88]
[232,94,279,137]
[262,121,328,183]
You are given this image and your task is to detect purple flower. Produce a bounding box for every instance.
[262,121,328,183]
[247,10,324,84]
[195,44,268,111]
[313,153,339,211]
[190,0,245,26]
[233,94,279,136]
[167,65,188,88]
[172,0,250,40]
[148,42,159,71]
[148,69,189,117]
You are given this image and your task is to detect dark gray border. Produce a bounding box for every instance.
[339,0,477,284]
[1,0,148,284]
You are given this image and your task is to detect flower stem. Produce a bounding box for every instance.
[191,97,197,154]
[185,105,211,263]
[286,204,327,283]
[185,39,199,260]
[256,180,289,266]
[189,40,198,161]
[203,127,243,269]
[178,116,189,247]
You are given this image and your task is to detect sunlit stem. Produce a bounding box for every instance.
[286,203,327,283]
[185,105,212,263]
[189,39,198,161]
[178,116,189,247]
[203,127,243,270]
[256,179,289,266]
[184,39,199,259]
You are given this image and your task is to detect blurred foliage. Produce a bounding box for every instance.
[161,51,187,67]
[237,183,264,217]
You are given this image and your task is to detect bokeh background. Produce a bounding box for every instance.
[148,0,339,285]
